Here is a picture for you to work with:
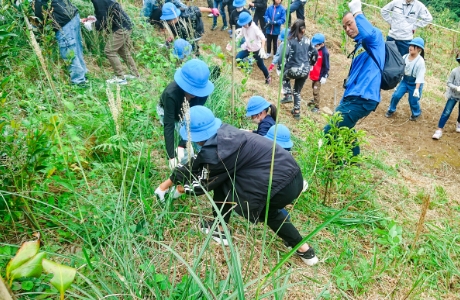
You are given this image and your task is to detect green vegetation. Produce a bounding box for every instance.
[1,0,460,299]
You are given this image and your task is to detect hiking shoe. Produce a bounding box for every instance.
[456,122,460,133]
[297,247,319,266]
[211,25,218,30]
[221,25,228,31]
[265,76,271,85]
[280,96,293,104]
[410,114,421,121]
[124,74,139,80]
[200,220,230,246]
[106,76,127,85]
[432,129,442,140]
[291,109,300,120]
[385,110,394,118]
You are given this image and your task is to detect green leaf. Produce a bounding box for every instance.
[42,259,76,298]
[9,252,46,283]
[62,101,75,111]
[6,240,40,281]
[21,281,34,291]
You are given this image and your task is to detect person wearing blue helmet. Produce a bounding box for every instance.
[263,0,286,58]
[385,37,426,121]
[172,38,193,60]
[158,59,214,169]
[265,124,293,151]
[245,96,277,136]
[147,0,188,27]
[309,33,330,113]
[229,0,250,33]
[155,106,319,266]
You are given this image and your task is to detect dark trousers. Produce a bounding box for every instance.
[253,8,267,34]
[236,49,269,79]
[213,170,304,248]
[283,76,308,110]
[387,36,410,57]
[311,80,322,108]
[266,34,278,55]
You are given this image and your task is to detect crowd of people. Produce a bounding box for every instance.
[32,0,460,267]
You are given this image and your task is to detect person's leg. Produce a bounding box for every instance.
[73,14,88,76]
[293,76,307,111]
[236,49,249,61]
[254,50,269,79]
[395,40,410,57]
[117,30,140,77]
[105,29,125,77]
[388,80,409,113]
[437,98,457,129]
[288,1,301,26]
[219,0,227,27]
[407,83,423,118]
[212,0,218,27]
[256,9,266,32]
[282,77,292,98]
[312,80,321,108]
[266,34,273,54]
[272,34,278,55]
[295,1,305,20]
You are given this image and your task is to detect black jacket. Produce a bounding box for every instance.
[170,124,301,222]
[229,8,250,29]
[159,81,208,159]
[253,0,268,10]
[91,0,132,32]
[34,0,78,30]
[285,36,318,75]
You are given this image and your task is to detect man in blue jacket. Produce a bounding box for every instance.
[323,0,384,157]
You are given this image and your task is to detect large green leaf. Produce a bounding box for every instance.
[8,252,46,283]
[42,259,76,299]
[6,240,40,281]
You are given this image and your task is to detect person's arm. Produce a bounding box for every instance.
[414,4,432,30]
[272,42,283,65]
[92,0,107,31]
[380,0,395,25]
[257,121,271,136]
[277,7,286,25]
[162,93,179,159]
[447,69,458,90]
[308,41,318,68]
[414,59,425,84]
[322,48,330,77]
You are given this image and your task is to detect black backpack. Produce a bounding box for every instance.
[365,41,405,90]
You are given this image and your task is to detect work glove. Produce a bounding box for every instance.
[176,147,185,164]
[226,43,232,51]
[348,0,362,16]
[456,86,460,92]
[211,8,220,16]
[268,63,275,72]
[172,186,184,199]
[413,88,420,98]
[83,22,93,31]
[320,77,327,84]
[258,48,266,59]
[169,157,178,170]
[154,186,168,203]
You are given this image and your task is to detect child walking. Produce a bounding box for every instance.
[246,96,277,136]
[236,12,271,84]
[309,33,330,113]
[432,51,460,140]
[263,0,286,58]
[385,37,426,121]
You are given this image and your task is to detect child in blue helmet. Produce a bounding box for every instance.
[245,96,277,136]
[263,0,286,58]
[172,38,193,61]
[229,0,250,37]
[385,37,426,121]
[265,124,292,151]
[309,33,330,113]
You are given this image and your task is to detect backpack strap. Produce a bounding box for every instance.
[362,40,383,75]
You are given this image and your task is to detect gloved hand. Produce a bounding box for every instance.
[211,8,220,16]
[268,63,275,72]
[83,22,93,31]
[265,19,271,25]
[172,186,184,199]
[155,186,168,203]
[320,77,327,84]
[226,43,232,51]
[169,157,178,169]
[258,48,266,59]
[456,86,460,92]
[176,147,185,164]
[348,0,362,15]
[413,88,420,98]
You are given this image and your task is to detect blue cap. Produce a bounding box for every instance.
[173,39,192,59]
[233,0,246,7]
[174,59,214,97]
[180,106,222,142]
[246,96,271,116]
[265,124,293,149]
[312,33,325,46]
[409,37,424,50]
[279,28,289,41]
[161,2,181,20]
[237,12,252,26]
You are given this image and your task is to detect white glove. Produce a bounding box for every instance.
[456,86,460,92]
[320,77,327,84]
[172,186,184,199]
[176,147,185,164]
[348,0,362,15]
[83,22,93,31]
[413,88,420,98]
[155,186,167,203]
[258,48,266,59]
[226,43,232,51]
[169,158,178,169]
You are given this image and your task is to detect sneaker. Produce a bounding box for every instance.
[106,76,127,85]
[221,25,228,31]
[265,76,271,85]
[311,107,320,113]
[263,53,271,60]
[124,74,139,80]
[456,122,460,133]
[432,129,442,140]
[385,111,394,118]
[291,109,300,120]
[211,25,218,30]
[410,114,421,121]
[296,247,319,266]
[280,96,293,104]
[208,13,214,18]
[200,220,230,246]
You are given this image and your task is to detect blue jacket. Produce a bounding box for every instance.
[263,5,286,35]
[343,14,385,103]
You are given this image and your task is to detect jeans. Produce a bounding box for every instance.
[386,36,410,57]
[236,49,269,79]
[55,14,88,84]
[388,80,423,117]
[324,96,378,157]
[437,98,460,129]
[213,0,227,27]
[105,29,139,77]
[288,0,306,25]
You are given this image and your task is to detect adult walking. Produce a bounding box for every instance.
[155,106,319,266]
[34,0,88,86]
[381,0,432,56]
[323,0,384,157]
[287,0,307,26]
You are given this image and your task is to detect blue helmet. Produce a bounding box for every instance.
[180,106,222,142]
[279,28,289,41]
[237,12,252,26]
[173,39,192,59]
[161,2,181,20]
[409,37,424,50]
[265,124,293,149]
[174,59,214,97]
[312,33,325,46]
[246,96,271,116]
[233,0,246,7]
